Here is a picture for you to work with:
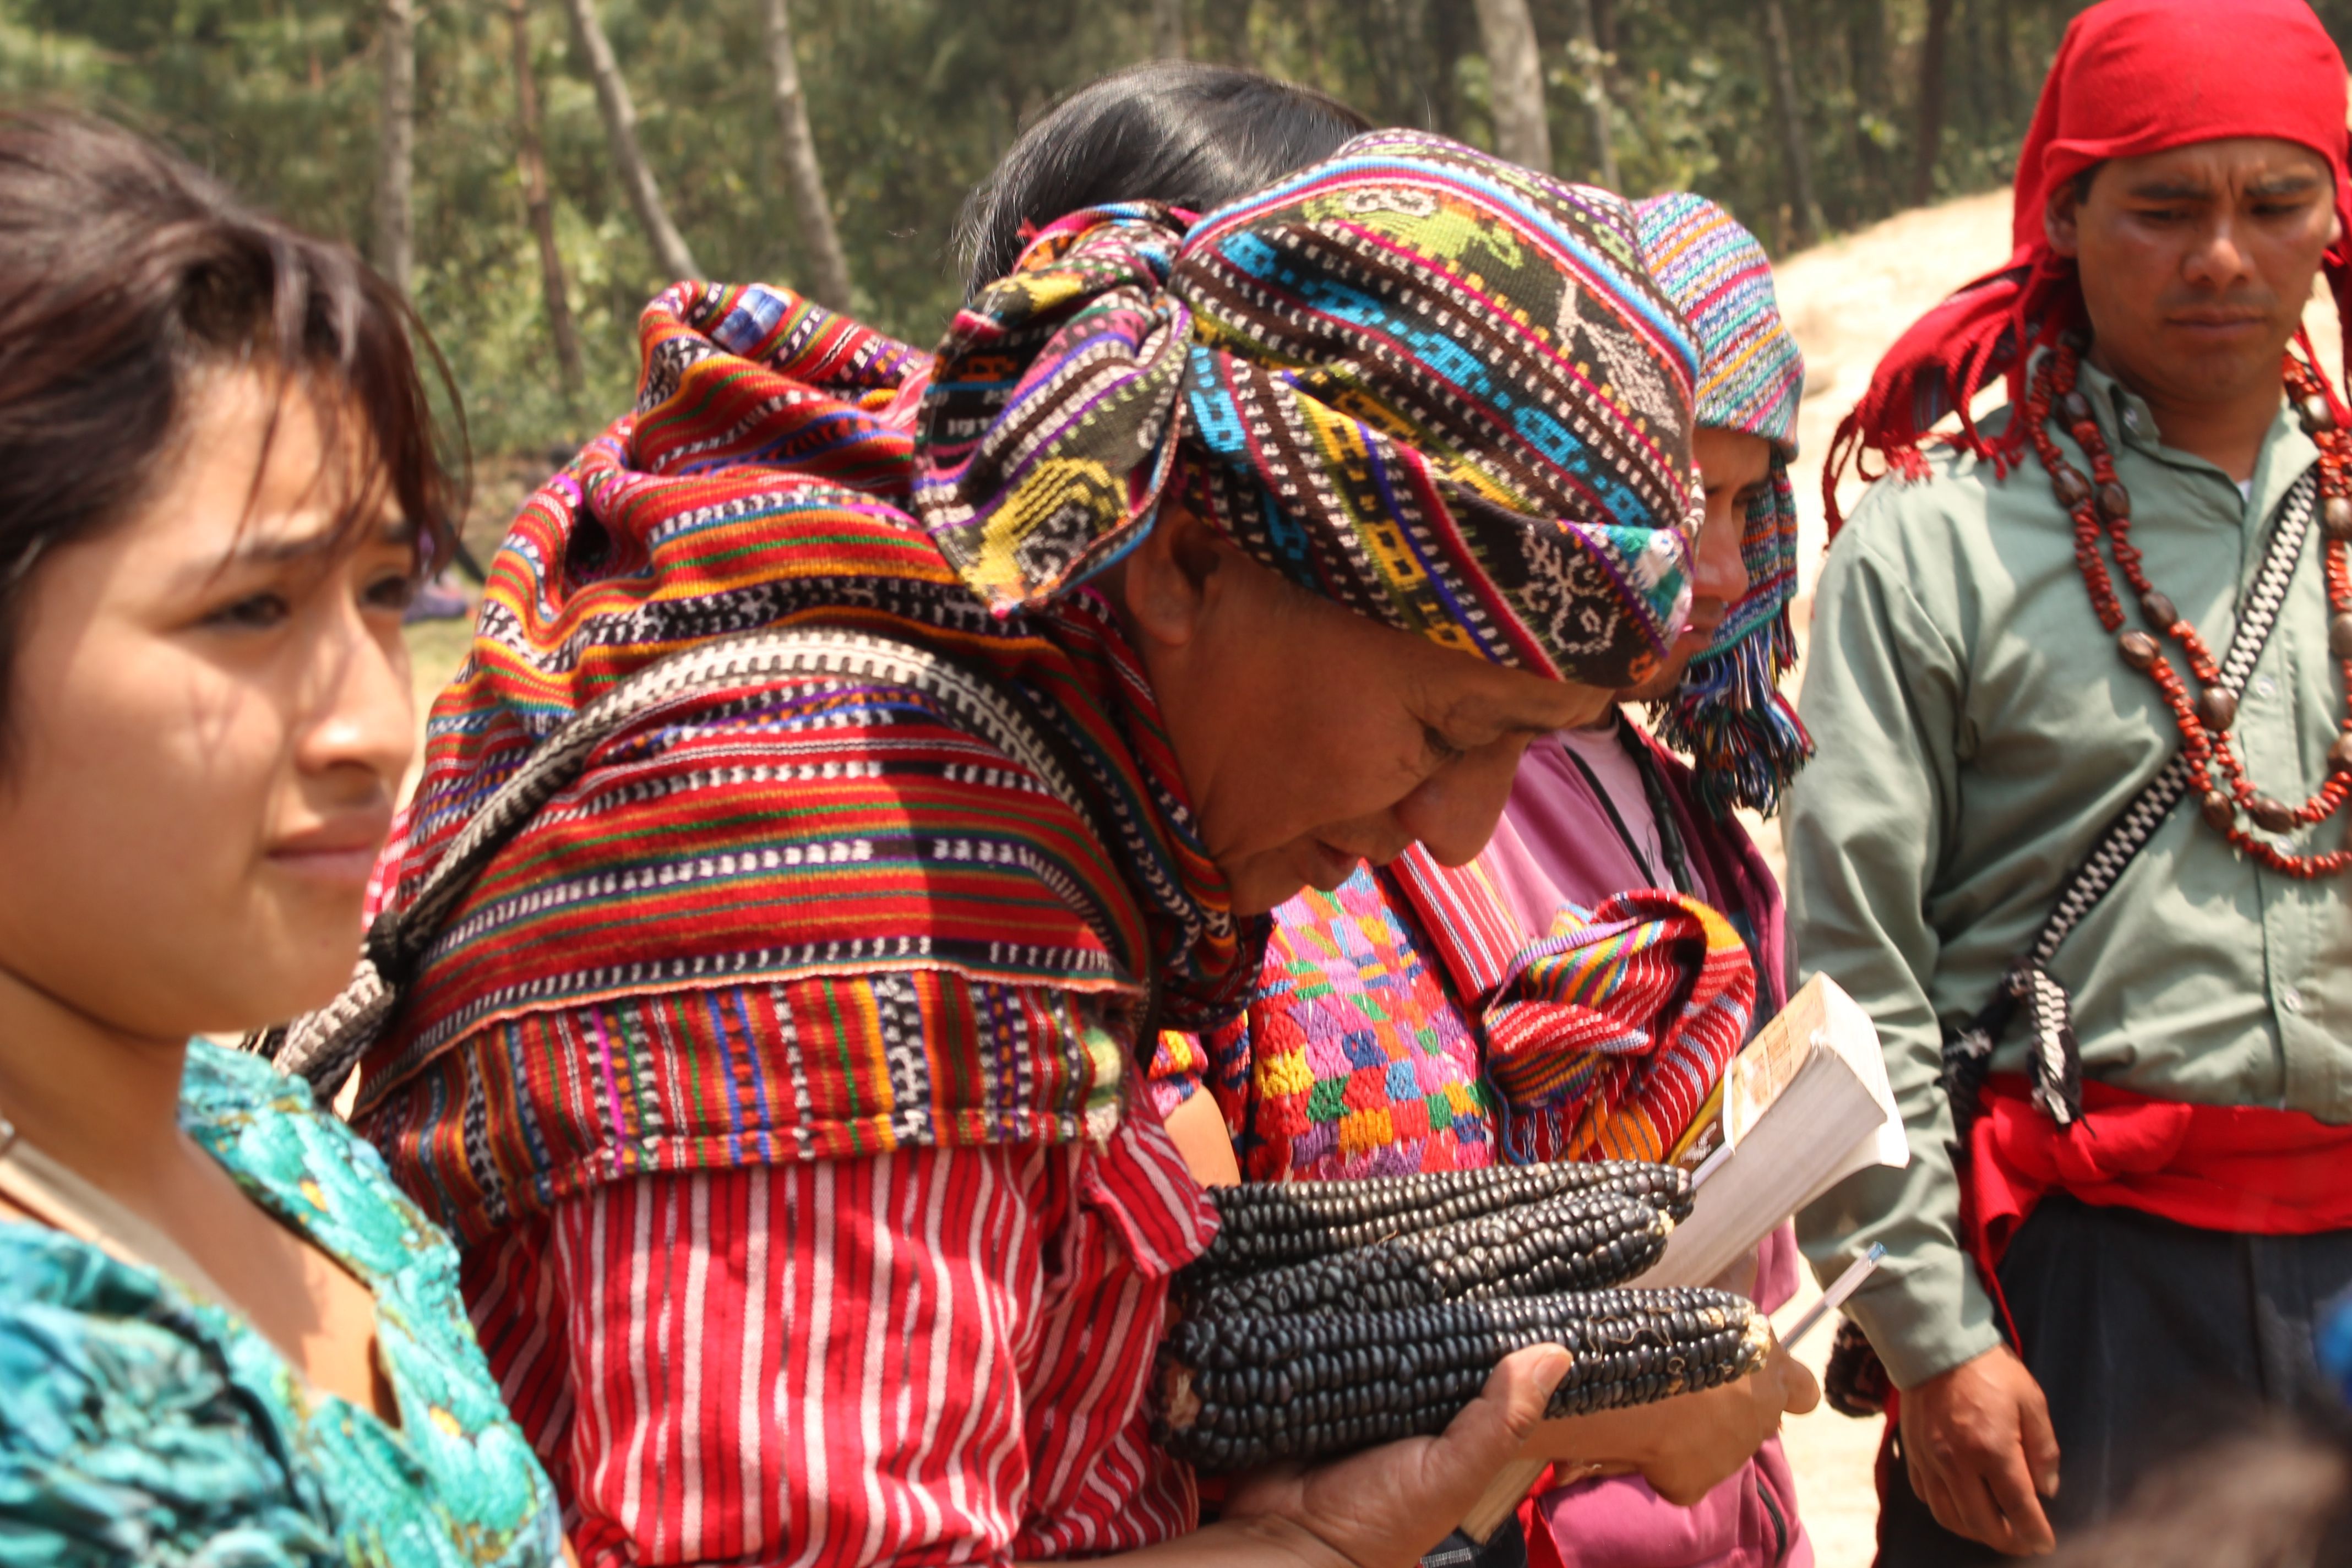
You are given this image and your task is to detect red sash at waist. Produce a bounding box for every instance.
[1962,1071,2352,1343]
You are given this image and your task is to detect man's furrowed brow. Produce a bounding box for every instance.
[2122,176,2215,202]
[2246,170,2329,198]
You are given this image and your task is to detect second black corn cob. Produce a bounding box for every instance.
[1156,1286,1771,1473]
[1193,1159,1694,1276]
[1159,1161,1765,1475]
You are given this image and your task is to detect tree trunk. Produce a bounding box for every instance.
[1962,0,1989,141]
[1562,0,1617,188]
[1845,0,1892,217]
[1151,0,1186,58]
[558,0,699,282]
[1912,0,1956,208]
[1425,0,1473,139]
[1760,0,1822,247]
[1993,0,2016,126]
[1473,0,1550,173]
[375,0,416,294]
[507,0,583,399]
[761,0,854,312]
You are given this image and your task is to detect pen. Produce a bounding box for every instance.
[1779,1243,1885,1349]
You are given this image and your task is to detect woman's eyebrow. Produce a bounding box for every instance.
[178,513,415,587]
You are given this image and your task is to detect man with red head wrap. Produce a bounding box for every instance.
[1789,0,2352,1561]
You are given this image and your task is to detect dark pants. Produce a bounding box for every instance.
[1876,1195,2352,1566]
[1422,1526,1528,1568]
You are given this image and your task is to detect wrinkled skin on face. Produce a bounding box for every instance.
[2046,137,2343,475]
[1103,503,1619,917]
[0,370,418,1042]
[1620,428,1772,705]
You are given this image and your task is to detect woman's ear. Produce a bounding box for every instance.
[1112,499,1227,653]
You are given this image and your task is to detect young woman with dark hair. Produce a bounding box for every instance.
[954,60,1372,298]
[0,112,565,1564]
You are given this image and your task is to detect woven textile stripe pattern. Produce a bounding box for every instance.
[1479,887,1754,1163]
[916,129,1707,690]
[356,280,1254,1241]
[1633,193,1812,817]
[456,1116,1211,1563]
[1386,846,1753,1162]
[1201,868,1502,1183]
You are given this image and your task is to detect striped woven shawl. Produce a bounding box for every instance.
[355,282,1255,1241]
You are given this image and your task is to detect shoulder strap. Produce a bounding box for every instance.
[263,626,1143,1102]
[1945,467,2320,1129]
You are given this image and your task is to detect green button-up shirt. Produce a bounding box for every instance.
[1787,358,2352,1389]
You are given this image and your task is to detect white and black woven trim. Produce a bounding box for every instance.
[269,627,1135,1102]
[1997,468,2317,1124]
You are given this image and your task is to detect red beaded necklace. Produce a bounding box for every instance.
[2024,340,2352,878]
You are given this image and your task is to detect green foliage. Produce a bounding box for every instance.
[8,0,2348,478]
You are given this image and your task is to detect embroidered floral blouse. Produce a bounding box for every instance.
[0,1041,565,1566]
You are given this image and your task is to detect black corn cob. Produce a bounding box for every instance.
[1194,1161,1692,1275]
[1184,1188,1674,1319]
[1155,1286,1769,1474]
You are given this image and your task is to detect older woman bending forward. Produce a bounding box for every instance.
[336,131,1809,1567]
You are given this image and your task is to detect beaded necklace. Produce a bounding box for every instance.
[2026,340,2352,878]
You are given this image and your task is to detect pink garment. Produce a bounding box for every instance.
[1490,718,1811,1568]
[1528,1199,1810,1568]
[1483,721,1790,1016]
[1534,1437,1811,1568]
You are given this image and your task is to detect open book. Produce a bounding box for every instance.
[1458,974,1907,1542]
[1630,972,1908,1289]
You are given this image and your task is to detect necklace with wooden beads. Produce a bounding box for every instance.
[2025,340,2352,878]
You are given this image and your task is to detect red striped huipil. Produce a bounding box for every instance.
[360,283,1254,1565]
[460,1103,1212,1566]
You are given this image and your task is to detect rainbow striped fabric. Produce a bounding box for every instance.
[1477,885,1754,1162]
[1633,194,1812,817]
[916,130,1708,690]
[356,281,1255,1240]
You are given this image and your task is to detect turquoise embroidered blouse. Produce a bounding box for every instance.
[0,1041,564,1566]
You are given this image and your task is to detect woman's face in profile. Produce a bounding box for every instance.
[0,369,418,1043]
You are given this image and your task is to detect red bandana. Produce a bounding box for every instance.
[1824,0,2352,526]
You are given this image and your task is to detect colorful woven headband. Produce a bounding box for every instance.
[1632,193,1813,818]
[912,129,1706,690]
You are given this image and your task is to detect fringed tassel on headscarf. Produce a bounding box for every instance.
[1630,193,1813,816]
[1649,594,1813,820]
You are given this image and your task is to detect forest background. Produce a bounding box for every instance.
[12,0,2351,464]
